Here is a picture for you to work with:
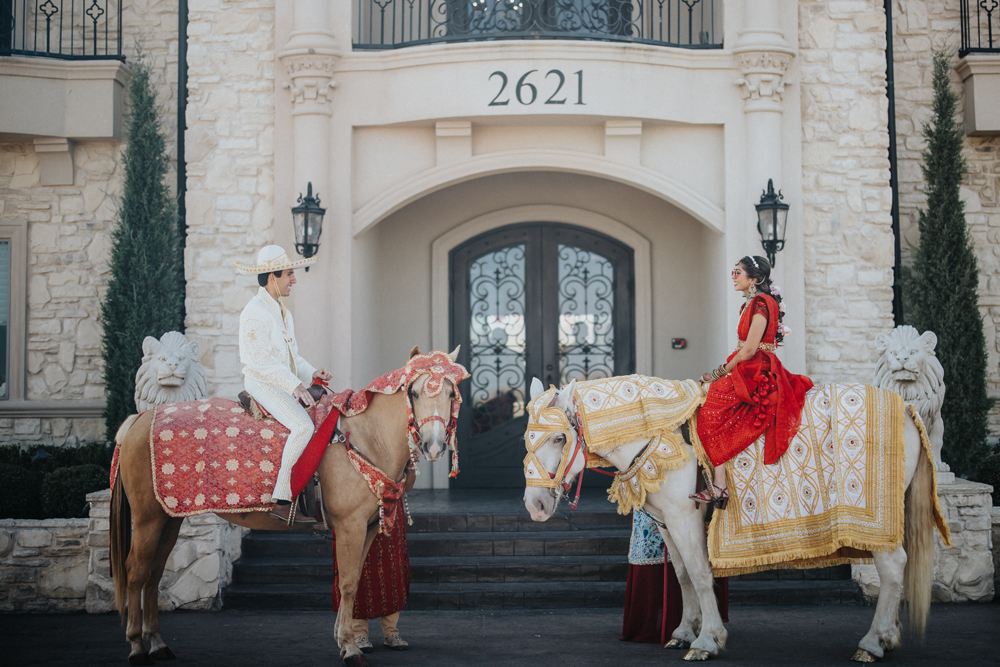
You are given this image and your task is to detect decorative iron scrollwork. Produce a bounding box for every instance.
[355,0,720,49]
[468,245,528,436]
[558,244,615,384]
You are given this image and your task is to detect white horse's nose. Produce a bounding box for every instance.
[427,443,442,459]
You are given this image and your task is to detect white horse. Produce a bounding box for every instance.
[523,377,937,663]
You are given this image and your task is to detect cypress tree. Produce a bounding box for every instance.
[100,53,184,440]
[908,49,991,476]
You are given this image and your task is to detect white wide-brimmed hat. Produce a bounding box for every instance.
[235,245,316,274]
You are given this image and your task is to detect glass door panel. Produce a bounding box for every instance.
[451,223,633,487]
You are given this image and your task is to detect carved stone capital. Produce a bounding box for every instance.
[279,52,341,115]
[735,51,793,110]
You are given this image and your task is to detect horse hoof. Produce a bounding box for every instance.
[129,654,155,667]
[343,654,370,667]
[665,639,691,650]
[850,649,879,663]
[683,648,711,661]
[150,647,176,660]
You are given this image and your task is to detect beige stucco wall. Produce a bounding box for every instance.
[354,171,713,385]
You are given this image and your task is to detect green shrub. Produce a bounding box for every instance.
[41,464,109,518]
[0,463,43,519]
[0,442,113,471]
[906,49,992,476]
[977,453,1000,506]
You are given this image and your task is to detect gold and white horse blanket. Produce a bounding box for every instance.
[702,383,950,577]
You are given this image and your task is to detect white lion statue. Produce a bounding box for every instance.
[873,325,948,472]
[134,331,208,413]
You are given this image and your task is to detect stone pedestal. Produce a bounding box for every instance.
[86,489,249,612]
[853,479,995,602]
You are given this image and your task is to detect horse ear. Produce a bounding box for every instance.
[875,333,891,355]
[919,330,938,354]
[556,379,577,411]
[409,345,421,359]
[530,377,545,400]
[449,345,460,362]
[142,336,160,360]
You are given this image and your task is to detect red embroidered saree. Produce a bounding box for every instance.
[696,294,813,467]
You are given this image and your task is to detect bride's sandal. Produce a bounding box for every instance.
[713,487,729,510]
[688,487,717,505]
[688,485,728,509]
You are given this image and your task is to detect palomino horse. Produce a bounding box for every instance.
[523,377,937,662]
[110,347,463,667]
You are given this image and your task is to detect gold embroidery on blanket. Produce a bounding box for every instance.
[606,430,688,515]
[708,384,912,577]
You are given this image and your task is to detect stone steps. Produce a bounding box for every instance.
[225,507,861,611]
[232,555,630,586]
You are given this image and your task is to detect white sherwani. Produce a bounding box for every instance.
[239,287,317,502]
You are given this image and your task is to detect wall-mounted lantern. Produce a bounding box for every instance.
[755,178,789,267]
[291,182,325,271]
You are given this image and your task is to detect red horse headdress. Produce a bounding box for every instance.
[400,351,470,476]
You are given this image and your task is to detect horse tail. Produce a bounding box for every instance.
[115,413,140,446]
[109,447,132,621]
[903,432,934,641]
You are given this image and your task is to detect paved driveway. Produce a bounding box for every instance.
[4,605,998,666]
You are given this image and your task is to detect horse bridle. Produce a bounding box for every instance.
[541,404,590,509]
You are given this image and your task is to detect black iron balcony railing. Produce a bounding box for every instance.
[960,0,1000,56]
[0,0,123,60]
[354,0,721,49]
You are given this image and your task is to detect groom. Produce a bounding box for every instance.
[236,245,332,525]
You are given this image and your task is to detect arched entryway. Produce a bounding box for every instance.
[450,223,635,488]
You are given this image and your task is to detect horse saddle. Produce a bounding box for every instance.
[238,384,326,415]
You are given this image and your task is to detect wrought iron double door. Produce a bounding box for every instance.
[450,223,634,488]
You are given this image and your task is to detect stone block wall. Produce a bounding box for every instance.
[0,518,90,611]
[891,0,1000,429]
[798,0,897,385]
[0,142,118,407]
[85,489,249,612]
[853,479,995,602]
[182,0,278,399]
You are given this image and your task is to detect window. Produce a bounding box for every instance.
[0,223,26,401]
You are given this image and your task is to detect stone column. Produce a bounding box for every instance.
[277,0,347,384]
[734,0,794,216]
[279,0,340,194]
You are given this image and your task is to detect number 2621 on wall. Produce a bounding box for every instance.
[489,70,585,106]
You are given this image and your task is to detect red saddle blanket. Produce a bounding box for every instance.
[136,396,339,518]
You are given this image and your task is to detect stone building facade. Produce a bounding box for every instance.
[0,0,998,486]
[890,0,1000,434]
[0,0,182,444]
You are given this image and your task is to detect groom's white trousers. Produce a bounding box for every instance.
[245,377,315,503]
